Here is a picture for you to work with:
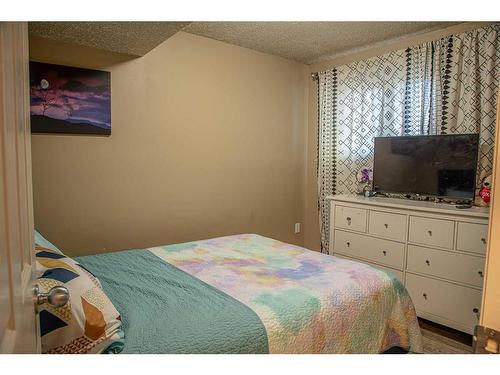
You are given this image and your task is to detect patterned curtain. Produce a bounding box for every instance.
[403,42,434,135]
[318,23,500,252]
[432,27,500,182]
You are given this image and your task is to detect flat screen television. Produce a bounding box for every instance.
[372,134,479,200]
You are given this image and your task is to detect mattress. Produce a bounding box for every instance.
[77,234,423,353]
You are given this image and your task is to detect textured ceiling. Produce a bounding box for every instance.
[29,21,460,63]
[184,22,460,64]
[28,22,191,56]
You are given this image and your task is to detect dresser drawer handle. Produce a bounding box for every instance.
[384,223,389,228]
[425,260,430,266]
[346,242,350,247]
[382,250,387,256]
[427,230,432,236]
[473,308,479,314]
[478,271,483,278]
[481,238,486,244]
[346,217,352,225]
[423,293,428,300]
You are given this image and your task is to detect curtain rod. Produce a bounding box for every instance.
[311,72,319,81]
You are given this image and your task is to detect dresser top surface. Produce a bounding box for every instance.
[327,194,490,218]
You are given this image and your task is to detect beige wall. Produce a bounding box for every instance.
[31,22,495,257]
[30,32,308,256]
[303,22,494,251]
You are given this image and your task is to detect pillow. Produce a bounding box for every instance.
[34,232,124,354]
[35,229,63,255]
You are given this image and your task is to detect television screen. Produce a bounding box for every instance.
[372,134,479,199]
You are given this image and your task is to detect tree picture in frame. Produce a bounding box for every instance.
[29,61,111,135]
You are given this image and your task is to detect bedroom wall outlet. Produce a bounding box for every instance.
[294,223,301,234]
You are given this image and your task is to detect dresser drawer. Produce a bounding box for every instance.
[456,222,488,255]
[369,210,407,241]
[405,273,481,334]
[334,205,367,233]
[407,245,485,288]
[334,230,405,269]
[408,216,454,249]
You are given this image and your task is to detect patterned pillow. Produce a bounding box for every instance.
[34,232,124,354]
[35,229,64,255]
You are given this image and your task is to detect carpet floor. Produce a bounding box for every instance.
[419,319,473,354]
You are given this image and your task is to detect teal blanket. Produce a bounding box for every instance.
[76,249,269,354]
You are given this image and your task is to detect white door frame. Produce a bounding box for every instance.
[0,21,39,354]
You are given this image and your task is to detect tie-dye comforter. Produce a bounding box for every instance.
[148,234,423,353]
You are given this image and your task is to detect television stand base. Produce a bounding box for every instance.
[372,191,473,206]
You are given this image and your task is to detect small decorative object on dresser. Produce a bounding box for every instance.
[476,174,492,207]
[328,194,489,335]
[356,167,373,195]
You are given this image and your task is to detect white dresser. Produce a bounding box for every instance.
[328,194,489,334]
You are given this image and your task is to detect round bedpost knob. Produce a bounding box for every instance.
[34,285,69,308]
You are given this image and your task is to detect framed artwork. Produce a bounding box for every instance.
[29,62,111,135]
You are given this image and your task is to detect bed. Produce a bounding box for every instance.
[75,234,423,354]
